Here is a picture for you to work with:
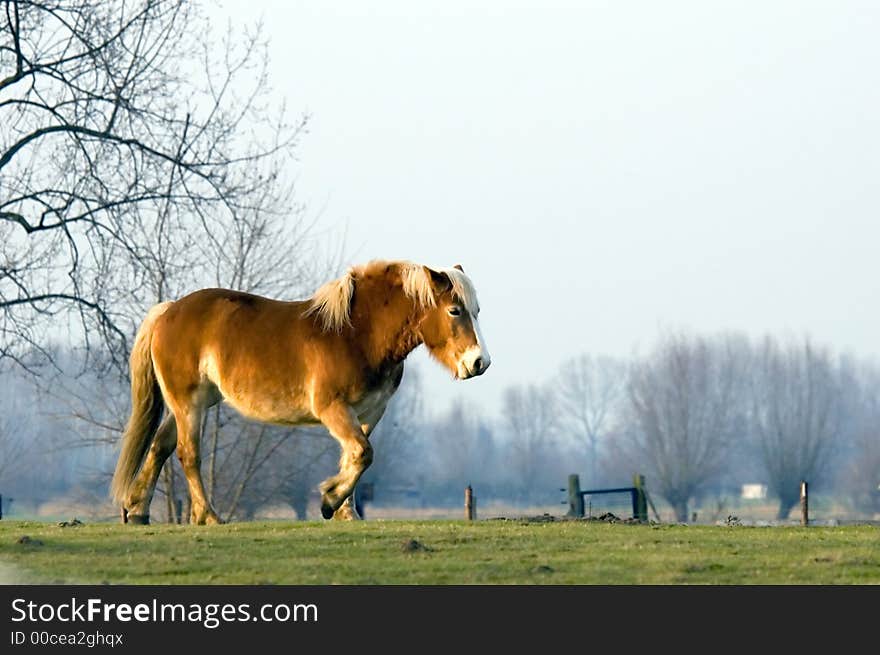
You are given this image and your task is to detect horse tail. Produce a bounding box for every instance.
[110,301,174,505]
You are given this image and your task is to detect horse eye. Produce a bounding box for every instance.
[448,306,462,317]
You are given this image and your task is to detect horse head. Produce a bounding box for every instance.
[418,264,491,380]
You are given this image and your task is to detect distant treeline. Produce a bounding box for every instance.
[1,330,878,523]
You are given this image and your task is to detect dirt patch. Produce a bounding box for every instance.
[523,513,557,523]
[490,513,558,523]
[401,538,432,553]
[491,512,655,525]
[58,518,84,528]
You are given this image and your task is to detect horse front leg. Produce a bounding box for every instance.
[316,402,373,520]
[331,406,387,521]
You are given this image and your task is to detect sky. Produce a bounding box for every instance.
[215,0,880,419]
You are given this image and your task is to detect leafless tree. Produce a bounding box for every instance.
[836,359,880,516]
[556,354,626,487]
[0,1,345,522]
[625,332,748,522]
[199,409,334,522]
[425,397,493,499]
[271,431,337,521]
[0,406,27,483]
[751,336,843,519]
[501,383,559,501]
[1,0,309,372]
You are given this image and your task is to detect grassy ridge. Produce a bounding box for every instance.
[1,519,878,584]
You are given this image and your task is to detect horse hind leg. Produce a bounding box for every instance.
[170,398,222,525]
[332,495,361,521]
[123,415,178,524]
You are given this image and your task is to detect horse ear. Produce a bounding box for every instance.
[424,266,451,294]
[453,264,464,272]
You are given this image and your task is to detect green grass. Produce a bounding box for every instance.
[1,519,878,584]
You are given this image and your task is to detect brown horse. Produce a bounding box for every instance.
[110,260,490,524]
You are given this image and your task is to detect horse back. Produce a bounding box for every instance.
[148,288,375,423]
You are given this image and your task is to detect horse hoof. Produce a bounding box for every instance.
[333,507,361,521]
[127,513,150,525]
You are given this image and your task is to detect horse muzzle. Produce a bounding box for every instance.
[459,353,491,379]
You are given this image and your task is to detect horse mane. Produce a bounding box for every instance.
[305,259,480,332]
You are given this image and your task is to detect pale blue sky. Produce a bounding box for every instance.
[216,0,880,418]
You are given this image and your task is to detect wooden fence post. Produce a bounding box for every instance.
[567,474,584,517]
[800,481,809,526]
[633,474,648,521]
[465,485,476,520]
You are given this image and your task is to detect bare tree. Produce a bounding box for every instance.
[0,400,27,483]
[556,354,626,487]
[0,1,345,523]
[626,332,747,522]
[751,336,843,519]
[0,362,89,514]
[425,397,494,501]
[1,0,308,371]
[272,431,337,521]
[199,410,334,522]
[837,361,880,516]
[502,383,559,502]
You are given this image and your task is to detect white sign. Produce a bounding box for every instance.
[741,484,767,500]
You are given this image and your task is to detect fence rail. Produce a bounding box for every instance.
[563,474,649,521]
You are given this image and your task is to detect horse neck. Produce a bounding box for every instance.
[352,283,424,369]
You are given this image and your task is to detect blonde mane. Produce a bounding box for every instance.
[305,260,480,332]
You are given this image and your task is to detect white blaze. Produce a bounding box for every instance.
[458,312,491,377]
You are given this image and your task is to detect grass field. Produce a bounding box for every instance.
[1,518,879,584]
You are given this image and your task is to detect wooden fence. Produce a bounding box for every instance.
[564,473,650,520]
